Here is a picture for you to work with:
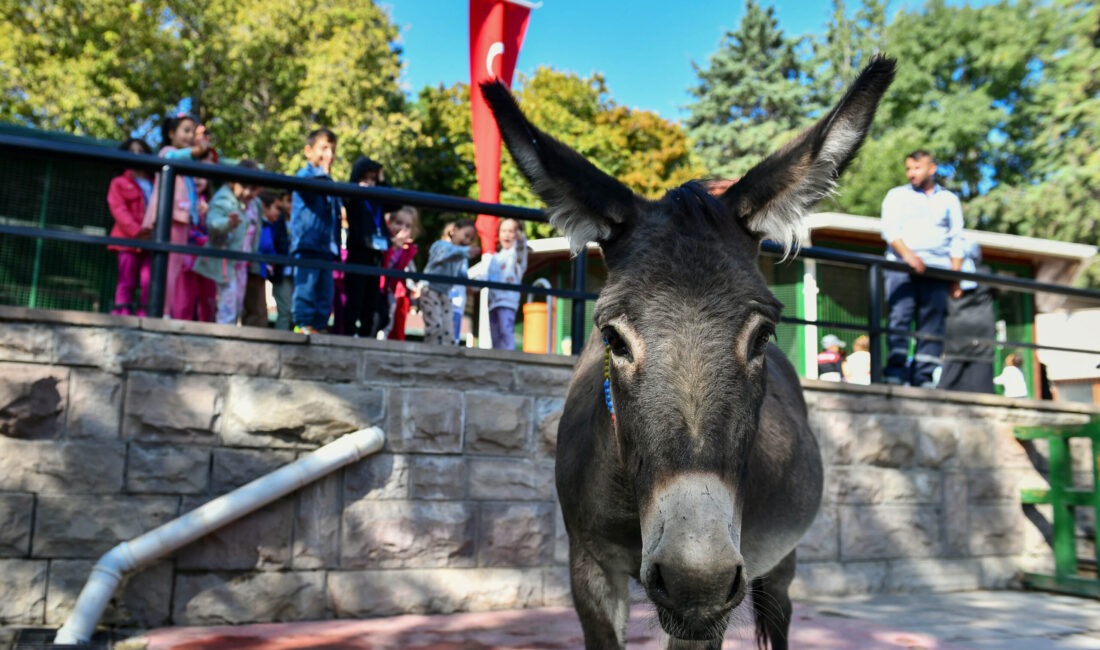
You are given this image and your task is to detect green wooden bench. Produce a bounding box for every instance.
[1015,417,1100,598]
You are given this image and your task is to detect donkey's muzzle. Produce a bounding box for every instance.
[639,473,746,639]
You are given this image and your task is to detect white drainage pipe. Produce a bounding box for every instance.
[54,426,385,645]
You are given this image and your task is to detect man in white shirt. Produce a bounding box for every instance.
[880,150,964,387]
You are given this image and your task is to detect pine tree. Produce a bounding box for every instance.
[685,0,810,178]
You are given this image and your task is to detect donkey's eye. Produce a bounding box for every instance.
[603,327,633,361]
[751,326,774,360]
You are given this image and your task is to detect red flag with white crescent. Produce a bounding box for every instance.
[469,0,536,254]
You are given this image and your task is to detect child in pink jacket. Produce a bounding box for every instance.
[107,138,154,315]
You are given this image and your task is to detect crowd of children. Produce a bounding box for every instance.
[106,115,529,346]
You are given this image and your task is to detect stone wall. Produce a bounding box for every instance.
[0,306,1094,630]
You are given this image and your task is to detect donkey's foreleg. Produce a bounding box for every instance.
[663,635,725,650]
[569,540,631,649]
[751,549,797,650]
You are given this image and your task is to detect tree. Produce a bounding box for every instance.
[0,0,415,178]
[685,0,809,178]
[969,0,1100,284]
[410,68,705,241]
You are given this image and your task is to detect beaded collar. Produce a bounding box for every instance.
[602,342,616,426]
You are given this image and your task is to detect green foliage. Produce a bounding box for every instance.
[0,0,415,179]
[410,67,704,242]
[685,0,809,178]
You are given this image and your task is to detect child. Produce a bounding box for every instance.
[420,219,480,345]
[289,128,340,334]
[192,160,263,325]
[344,156,395,337]
[174,147,218,322]
[142,113,211,318]
[817,334,846,382]
[845,335,872,385]
[994,352,1029,398]
[484,218,528,350]
[107,138,154,316]
[260,190,294,330]
[381,206,420,341]
[240,188,274,328]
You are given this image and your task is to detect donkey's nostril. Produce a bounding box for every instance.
[651,563,669,599]
[726,565,744,605]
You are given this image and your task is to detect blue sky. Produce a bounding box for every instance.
[385,1,847,123]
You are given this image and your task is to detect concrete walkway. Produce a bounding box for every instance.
[129,590,1099,650]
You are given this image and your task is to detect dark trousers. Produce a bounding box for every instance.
[343,249,386,338]
[884,270,949,387]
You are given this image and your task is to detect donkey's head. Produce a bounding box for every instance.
[484,56,894,640]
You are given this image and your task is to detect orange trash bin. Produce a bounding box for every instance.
[522,301,549,353]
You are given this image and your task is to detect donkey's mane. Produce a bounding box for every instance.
[662,181,728,231]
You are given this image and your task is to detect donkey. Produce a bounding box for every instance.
[482,56,895,649]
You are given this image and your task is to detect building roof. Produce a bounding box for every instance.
[804,212,1097,263]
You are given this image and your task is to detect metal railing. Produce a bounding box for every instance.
[2,132,1099,376]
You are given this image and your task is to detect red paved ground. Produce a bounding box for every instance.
[143,603,964,650]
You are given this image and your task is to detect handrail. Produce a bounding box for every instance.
[3,132,1099,368]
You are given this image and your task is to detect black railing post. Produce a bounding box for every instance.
[868,261,884,384]
[570,250,588,356]
[148,166,176,318]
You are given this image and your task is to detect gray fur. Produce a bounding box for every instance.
[483,55,895,649]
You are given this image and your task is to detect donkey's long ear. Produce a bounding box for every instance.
[481,80,639,255]
[719,55,896,251]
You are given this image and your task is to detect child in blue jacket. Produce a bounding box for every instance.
[289,128,340,333]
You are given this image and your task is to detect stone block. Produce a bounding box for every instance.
[954,421,999,468]
[222,376,383,448]
[0,323,54,363]
[465,392,532,455]
[0,493,35,556]
[123,372,221,442]
[126,443,210,494]
[468,458,554,501]
[839,505,942,561]
[826,467,885,504]
[360,349,406,384]
[0,363,67,439]
[478,502,556,567]
[341,500,476,569]
[535,397,563,457]
[280,344,359,381]
[791,560,888,598]
[55,326,118,370]
[943,471,969,556]
[0,559,47,624]
[345,453,410,501]
[398,353,515,391]
[0,438,125,493]
[386,388,463,453]
[554,505,569,565]
[211,448,297,493]
[824,413,918,467]
[882,470,942,504]
[966,468,1046,503]
[292,473,342,569]
[979,556,1025,589]
[174,571,325,625]
[45,559,172,627]
[180,336,279,377]
[175,496,293,570]
[514,364,574,396]
[65,369,122,439]
[33,495,178,558]
[797,506,839,562]
[410,455,467,500]
[886,558,981,592]
[328,568,542,617]
[112,329,187,372]
[967,505,1026,556]
[916,418,960,468]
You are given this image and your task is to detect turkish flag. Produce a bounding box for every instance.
[469,0,534,254]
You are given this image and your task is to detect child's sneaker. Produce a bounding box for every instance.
[293,325,317,335]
